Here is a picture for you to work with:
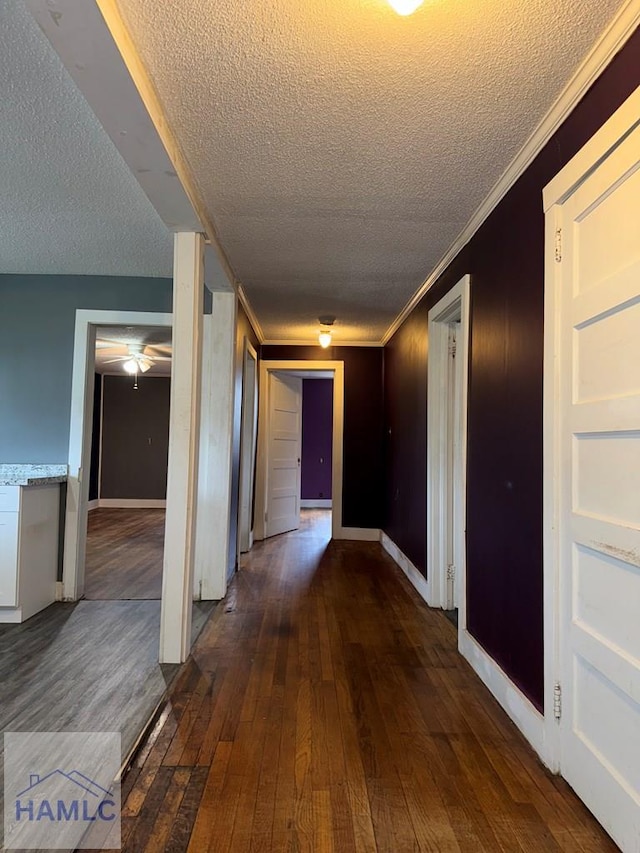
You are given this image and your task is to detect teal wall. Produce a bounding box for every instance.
[0,274,172,463]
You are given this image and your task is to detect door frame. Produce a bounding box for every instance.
[237,338,259,558]
[426,275,470,617]
[542,85,640,774]
[64,309,172,601]
[255,360,345,540]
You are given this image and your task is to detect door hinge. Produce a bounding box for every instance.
[446,563,455,581]
[553,681,562,722]
[554,228,562,263]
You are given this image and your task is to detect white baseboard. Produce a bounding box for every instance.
[98,499,167,509]
[380,532,433,606]
[459,628,545,759]
[87,499,99,511]
[381,531,547,765]
[334,527,381,542]
[0,607,24,623]
[301,499,332,508]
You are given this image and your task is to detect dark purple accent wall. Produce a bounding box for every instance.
[100,375,170,499]
[89,373,102,501]
[383,29,640,712]
[261,346,384,529]
[301,378,333,500]
[229,301,261,578]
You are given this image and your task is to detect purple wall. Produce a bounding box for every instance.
[301,378,333,500]
[261,345,384,529]
[383,28,640,712]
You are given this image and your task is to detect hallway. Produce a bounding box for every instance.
[114,512,617,852]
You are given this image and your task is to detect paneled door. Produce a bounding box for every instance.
[266,372,302,538]
[549,105,640,851]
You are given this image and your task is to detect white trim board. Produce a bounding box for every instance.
[381,531,547,764]
[97,499,166,509]
[64,309,172,602]
[300,499,332,509]
[337,527,381,542]
[459,629,546,763]
[381,532,432,605]
[237,336,259,560]
[543,85,640,210]
[193,294,237,601]
[262,340,383,348]
[426,275,470,614]
[381,0,640,345]
[237,284,265,344]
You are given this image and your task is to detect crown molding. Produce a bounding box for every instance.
[262,339,384,348]
[236,284,265,343]
[95,1,239,286]
[381,0,640,346]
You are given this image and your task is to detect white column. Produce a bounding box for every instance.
[160,232,204,664]
[193,291,237,600]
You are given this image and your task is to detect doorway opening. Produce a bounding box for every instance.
[84,325,171,601]
[254,361,345,542]
[64,310,172,603]
[426,275,470,632]
[237,339,258,560]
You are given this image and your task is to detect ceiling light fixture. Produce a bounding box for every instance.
[123,356,152,374]
[387,0,424,15]
[318,316,335,349]
[318,329,332,349]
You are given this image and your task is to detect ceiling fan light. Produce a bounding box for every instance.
[387,0,424,14]
[138,358,153,373]
[123,358,139,374]
[318,329,332,349]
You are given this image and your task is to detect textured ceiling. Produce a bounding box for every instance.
[0,0,172,277]
[95,325,172,375]
[114,0,626,341]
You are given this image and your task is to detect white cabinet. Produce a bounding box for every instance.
[0,484,60,623]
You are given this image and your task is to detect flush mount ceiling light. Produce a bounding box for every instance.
[318,316,335,349]
[387,0,424,15]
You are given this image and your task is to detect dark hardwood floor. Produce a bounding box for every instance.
[85,508,165,599]
[106,510,618,852]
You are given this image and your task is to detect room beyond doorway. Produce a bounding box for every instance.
[84,508,165,600]
[255,360,345,542]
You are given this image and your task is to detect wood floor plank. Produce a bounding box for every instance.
[114,510,620,853]
[85,508,165,600]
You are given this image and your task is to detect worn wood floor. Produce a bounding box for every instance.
[0,600,175,757]
[106,510,618,852]
[85,508,165,599]
[0,599,213,757]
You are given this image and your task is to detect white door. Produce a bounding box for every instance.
[426,276,469,613]
[555,120,640,851]
[266,372,302,538]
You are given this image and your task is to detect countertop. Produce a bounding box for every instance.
[0,464,68,486]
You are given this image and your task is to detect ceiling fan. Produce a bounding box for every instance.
[97,342,172,374]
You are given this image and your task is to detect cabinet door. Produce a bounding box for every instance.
[0,513,19,606]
